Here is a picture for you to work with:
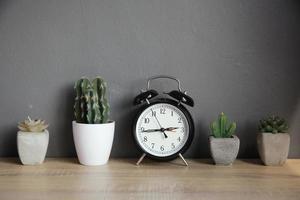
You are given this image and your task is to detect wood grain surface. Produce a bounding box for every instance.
[0,158,299,200]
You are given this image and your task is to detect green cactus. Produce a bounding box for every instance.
[258,115,288,134]
[210,112,236,138]
[74,76,110,124]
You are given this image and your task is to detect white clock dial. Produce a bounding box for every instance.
[135,103,189,157]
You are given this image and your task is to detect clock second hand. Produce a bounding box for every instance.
[151,109,168,138]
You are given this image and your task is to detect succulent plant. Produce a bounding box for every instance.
[74,76,110,124]
[259,115,288,134]
[210,112,236,138]
[18,116,49,132]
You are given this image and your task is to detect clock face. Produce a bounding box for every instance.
[134,102,191,158]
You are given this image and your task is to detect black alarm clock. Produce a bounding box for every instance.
[133,75,194,166]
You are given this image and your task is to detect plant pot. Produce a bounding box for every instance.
[17,130,49,165]
[257,132,290,166]
[72,121,115,166]
[209,135,240,165]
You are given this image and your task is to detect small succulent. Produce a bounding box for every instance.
[210,112,237,138]
[259,115,288,134]
[18,116,49,132]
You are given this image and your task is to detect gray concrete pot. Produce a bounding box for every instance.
[17,130,49,165]
[209,135,240,165]
[257,132,290,166]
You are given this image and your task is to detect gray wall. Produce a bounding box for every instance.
[0,0,299,158]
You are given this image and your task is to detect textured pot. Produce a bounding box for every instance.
[209,135,240,165]
[72,121,115,166]
[257,132,290,166]
[17,130,49,165]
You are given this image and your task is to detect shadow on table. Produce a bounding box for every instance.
[120,157,196,167]
[193,159,214,165]
[47,157,80,165]
[239,159,264,165]
[0,158,22,165]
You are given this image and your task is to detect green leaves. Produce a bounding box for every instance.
[210,122,220,138]
[226,122,236,138]
[259,115,288,134]
[220,112,227,136]
[210,112,236,138]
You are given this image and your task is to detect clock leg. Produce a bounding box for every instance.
[178,153,188,166]
[136,153,146,166]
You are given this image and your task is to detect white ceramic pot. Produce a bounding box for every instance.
[17,130,49,165]
[72,121,115,166]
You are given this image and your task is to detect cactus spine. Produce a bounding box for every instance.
[210,112,236,138]
[258,115,288,134]
[74,76,109,124]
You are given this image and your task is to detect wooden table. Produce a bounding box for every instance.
[0,158,299,200]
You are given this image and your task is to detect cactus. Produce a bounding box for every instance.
[74,76,110,124]
[210,112,236,138]
[18,116,49,132]
[258,115,288,134]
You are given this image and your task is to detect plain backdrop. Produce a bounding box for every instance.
[0,0,299,158]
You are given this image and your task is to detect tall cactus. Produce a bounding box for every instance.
[74,76,110,124]
[210,112,236,138]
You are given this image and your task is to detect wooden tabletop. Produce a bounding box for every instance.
[0,158,299,200]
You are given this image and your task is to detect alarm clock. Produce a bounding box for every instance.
[133,75,195,166]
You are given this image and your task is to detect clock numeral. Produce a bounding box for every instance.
[160,108,166,114]
[171,143,175,149]
[181,127,184,133]
[177,137,181,142]
[151,110,156,117]
[144,118,150,124]
[151,143,155,149]
[143,136,147,142]
[160,145,164,151]
[171,111,174,116]
[178,117,182,123]
[140,127,145,132]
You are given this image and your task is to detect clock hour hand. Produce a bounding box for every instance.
[161,131,168,138]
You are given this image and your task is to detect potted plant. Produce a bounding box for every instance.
[72,76,115,166]
[257,115,289,166]
[17,117,49,165]
[209,112,239,165]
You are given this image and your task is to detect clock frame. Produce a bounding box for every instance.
[133,98,194,161]
[132,75,195,166]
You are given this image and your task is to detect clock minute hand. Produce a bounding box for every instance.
[151,109,168,138]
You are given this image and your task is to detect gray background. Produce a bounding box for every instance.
[0,0,299,158]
